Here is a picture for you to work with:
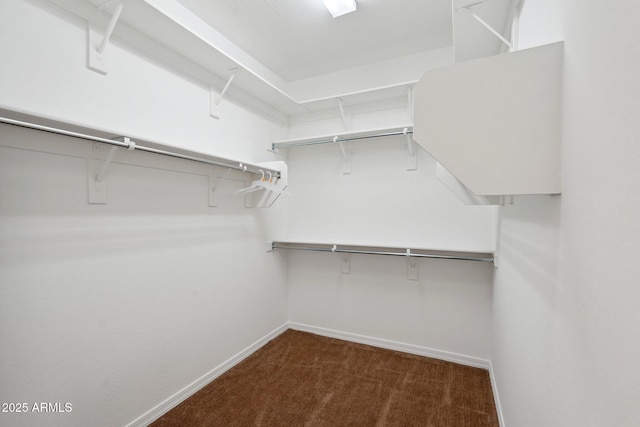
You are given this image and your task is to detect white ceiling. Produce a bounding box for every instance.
[175,0,454,82]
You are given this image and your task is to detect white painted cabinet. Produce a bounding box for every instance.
[413,42,563,196]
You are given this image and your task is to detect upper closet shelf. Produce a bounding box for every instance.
[413,42,563,196]
[272,241,494,263]
[272,125,414,150]
[0,110,288,208]
[271,241,494,279]
[269,242,496,280]
[273,125,417,174]
[50,0,434,121]
[0,113,281,176]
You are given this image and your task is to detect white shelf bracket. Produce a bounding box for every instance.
[337,98,350,131]
[88,1,124,74]
[335,136,352,174]
[408,85,415,123]
[497,195,515,206]
[95,145,119,185]
[88,137,127,204]
[331,245,350,274]
[208,167,232,207]
[404,127,417,171]
[341,254,351,274]
[210,68,238,119]
[464,7,513,50]
[406,249,418,281]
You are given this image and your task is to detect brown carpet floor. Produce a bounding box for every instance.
[152,330,498,427]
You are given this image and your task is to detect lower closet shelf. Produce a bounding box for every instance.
[271,241,494,263]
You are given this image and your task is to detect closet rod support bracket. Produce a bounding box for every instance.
[88,136,127,204]
[88,2,124,75]
[406,249,419,280]
[404,127,417,171]
[210,68,238,119]
[95,145,120,185]
[335,137,352,174]
[341,253,351,274]
[329,244,351,273]
[208,167,232,207]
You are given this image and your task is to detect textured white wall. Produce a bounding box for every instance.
[492,1,640,425]
[0,1,287,426]
[283,109,498,360]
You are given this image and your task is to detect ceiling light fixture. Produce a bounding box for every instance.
[322,0,357,18]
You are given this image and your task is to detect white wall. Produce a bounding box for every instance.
[283,108,498,361]
[517,0,563,50]
[0,1,287,426]
[492,1,640,425]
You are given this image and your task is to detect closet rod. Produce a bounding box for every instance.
[272,127,414,150]
[0,116,280,177]
[271,242,494,263]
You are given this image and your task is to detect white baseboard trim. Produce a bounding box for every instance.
[488,360,506,427]
[288,322,491,370]
[125,322,289,427]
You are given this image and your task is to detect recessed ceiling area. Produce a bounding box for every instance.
[175,0,454,82]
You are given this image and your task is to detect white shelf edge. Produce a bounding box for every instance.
[272,241,495,263]
[0,106,282,176]
[274,125,414,147]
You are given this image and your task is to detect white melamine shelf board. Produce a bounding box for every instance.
[272,241,495,263]
[0,108,282,177]
[413,42,563,196]
[56,0,422,117]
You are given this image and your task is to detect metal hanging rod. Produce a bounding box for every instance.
[272,126,414,150]
[0,116,280,177]
[271,242,494,263]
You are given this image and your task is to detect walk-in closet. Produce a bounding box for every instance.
[1,1,639,426]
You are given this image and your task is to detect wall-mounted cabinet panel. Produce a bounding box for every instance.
[413,42,563,196]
